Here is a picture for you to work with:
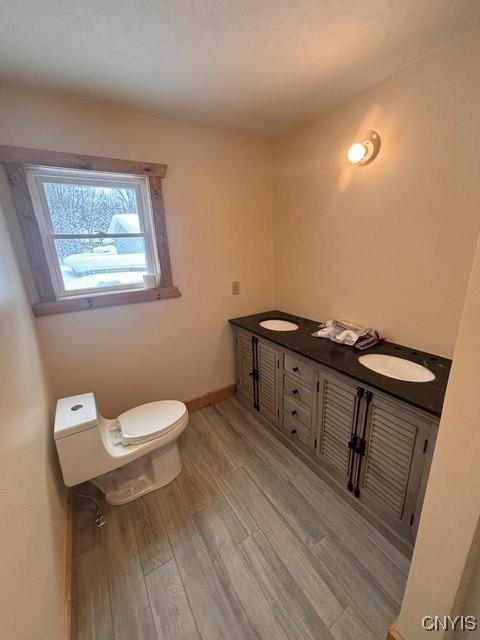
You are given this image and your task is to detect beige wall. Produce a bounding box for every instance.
[273,28,480,358]
[0,85,274,416]
[0,195,66,639]
[396,233,480,639]
[453,522,480,635]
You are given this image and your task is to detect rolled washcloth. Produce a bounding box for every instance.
[312,319,383,349]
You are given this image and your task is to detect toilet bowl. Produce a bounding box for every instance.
[54,392,189,505]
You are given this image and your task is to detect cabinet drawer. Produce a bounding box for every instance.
[284,413,310,446]
[284,396,311,428]
[284,354,313,384]
[284,375,312,408]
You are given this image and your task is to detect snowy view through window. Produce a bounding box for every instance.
[43,182,148,292]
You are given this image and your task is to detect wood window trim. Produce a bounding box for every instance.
[0,145,180,316]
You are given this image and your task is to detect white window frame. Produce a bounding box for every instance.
[25,165,160,298]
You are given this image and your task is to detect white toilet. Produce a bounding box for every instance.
[54,392,189,505]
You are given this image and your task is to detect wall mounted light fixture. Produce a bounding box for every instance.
[347,129,381,165]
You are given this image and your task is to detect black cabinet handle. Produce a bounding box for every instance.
[292,389,299,395]
[354,391,373,498]
[347,387,364,492]
[293,366,299,372]
[291,410,297,416]
[251,336,260,411]
[291,429,297,434]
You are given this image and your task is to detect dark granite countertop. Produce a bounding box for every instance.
[229,310,451,418]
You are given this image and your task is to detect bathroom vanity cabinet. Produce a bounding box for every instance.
[233,326,439,550]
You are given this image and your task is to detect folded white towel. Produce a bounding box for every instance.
[335,329,359,346]
[312,321,337,340]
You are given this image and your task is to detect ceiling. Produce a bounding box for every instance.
[1,1,480,137]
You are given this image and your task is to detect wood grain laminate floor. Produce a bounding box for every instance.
[73,398,409,640]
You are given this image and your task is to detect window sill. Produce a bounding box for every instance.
[32,286,181,317]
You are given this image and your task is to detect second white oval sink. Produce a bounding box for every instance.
[259,319,299,332]
[358,354,435,382]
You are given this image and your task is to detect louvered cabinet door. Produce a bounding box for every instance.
[358,397,429,537]
[236,332,254,403]
[257,339,279,424]
[316,373,358,479]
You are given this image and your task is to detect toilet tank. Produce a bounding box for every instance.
[54,393,105,487]
[54,392,98,438]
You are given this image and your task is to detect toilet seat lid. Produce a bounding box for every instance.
[118,400,188,444]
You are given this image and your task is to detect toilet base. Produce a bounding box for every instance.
[91,440,182,505]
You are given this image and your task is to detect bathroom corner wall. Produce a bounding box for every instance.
[0,85,274,417]
[396,233,480,639]
[0,195,66,638]
[273,27,480,358]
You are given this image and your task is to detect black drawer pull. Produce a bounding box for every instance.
[291,410,297,416]
[292,389,299,395]
[293,366,299,372]
[291,429,297,434]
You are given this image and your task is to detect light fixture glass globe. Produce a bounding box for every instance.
[347,142,367,163]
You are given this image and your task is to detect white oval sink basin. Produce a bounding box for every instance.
[358,354,435,382]
[259,319,299,332]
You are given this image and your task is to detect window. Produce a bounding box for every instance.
[0,146,180,316]
[26,166,159,297]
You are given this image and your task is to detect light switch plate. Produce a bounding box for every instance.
[232,280,240,295]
